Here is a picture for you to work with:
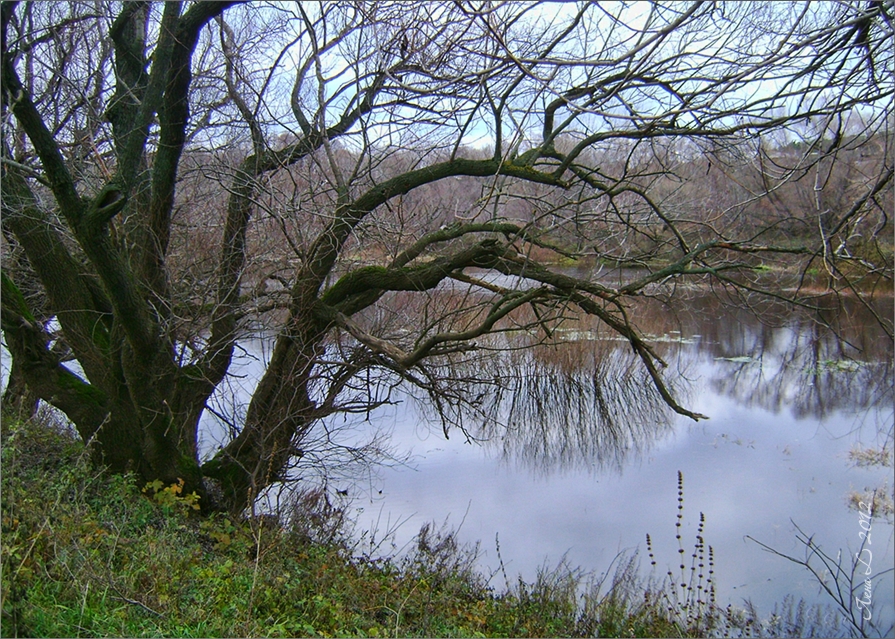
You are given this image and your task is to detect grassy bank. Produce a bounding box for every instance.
[1,413,843,638]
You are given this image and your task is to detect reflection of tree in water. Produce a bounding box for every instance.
[427,288,891,473]
[488,341,678,475]
[554,286,895,420]
[675,291,894,420]
[407,336,681,476]
[348,284,891,475]
[708,322,893,421]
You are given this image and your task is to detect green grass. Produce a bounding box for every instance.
[0,412,845,638]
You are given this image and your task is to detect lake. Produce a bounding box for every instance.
[199,277,894,634]
[4,274,892,634]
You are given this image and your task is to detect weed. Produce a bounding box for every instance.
[642,471,850,638]
[645,471,720,636]
[2,415,861,638]
[748,518,894,638]
[142,478,202,513]
[848,446,893,469]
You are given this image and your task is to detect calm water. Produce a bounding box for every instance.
[347,295,894,630]
[199,283,894,633]
[5,279,892,633]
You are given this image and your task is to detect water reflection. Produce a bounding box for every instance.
[429,288,895,474]
[202,286,893,480]
[681,291,893,420]
[563,291,890,410]
[708,322,893,420]
[347,284,893,631]
[475,342,676,475]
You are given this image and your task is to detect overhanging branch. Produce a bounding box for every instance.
[331,287,546,372]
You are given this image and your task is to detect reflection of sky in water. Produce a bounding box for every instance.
[349,359,893,632]
[2,290,892,632]
[191,292,895,630]
[342,296,894,632]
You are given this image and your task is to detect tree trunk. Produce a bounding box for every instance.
[203,310,324,512]
[2,356,40,418]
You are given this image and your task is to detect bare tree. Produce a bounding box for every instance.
[2,1,892,513]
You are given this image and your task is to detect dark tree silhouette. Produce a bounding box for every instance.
[2,1,891,512]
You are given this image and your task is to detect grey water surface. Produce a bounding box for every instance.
[198,283,894,631]
[4,265,891,634]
